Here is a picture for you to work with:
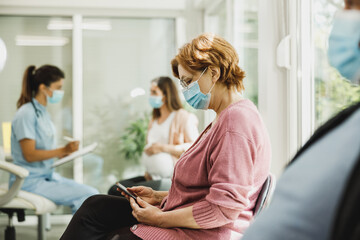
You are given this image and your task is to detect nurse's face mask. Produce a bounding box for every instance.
[46,87,64,104]
[328,9,360,85]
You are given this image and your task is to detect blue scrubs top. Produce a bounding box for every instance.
[10,98,56,182]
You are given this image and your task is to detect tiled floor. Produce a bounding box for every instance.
[0,224,67,240]
[0,213,72,240]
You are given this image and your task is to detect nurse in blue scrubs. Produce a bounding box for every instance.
[10,65,99,213]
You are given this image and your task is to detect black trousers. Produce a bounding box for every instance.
[60,194,142,240]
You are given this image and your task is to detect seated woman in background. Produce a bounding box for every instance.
[60,33,271,240]
[108,76,199,193]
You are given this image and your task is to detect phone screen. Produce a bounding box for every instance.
[116,182,137,201]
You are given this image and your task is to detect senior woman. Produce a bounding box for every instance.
[60,33,271,240]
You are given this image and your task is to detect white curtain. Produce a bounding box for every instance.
[258,0,290,177]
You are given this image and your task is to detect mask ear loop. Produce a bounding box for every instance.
[207,81,216,95]
[198,67,208,80]
[204,67,216,94]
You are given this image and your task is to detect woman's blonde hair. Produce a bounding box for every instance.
[171,33,245,92]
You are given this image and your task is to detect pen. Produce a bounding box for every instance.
[63,136,77,142]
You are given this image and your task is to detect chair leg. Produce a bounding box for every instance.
[37,215,46,240]
[2,210,16,240]
[5,226,15,240]
[45,213,51,231]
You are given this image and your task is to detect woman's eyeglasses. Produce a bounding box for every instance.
[180,67,208,89]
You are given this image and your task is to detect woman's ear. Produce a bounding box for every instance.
[209,66,220,83]
[39,84,50,96]
[163,94,167,104]
[38,83,46,92]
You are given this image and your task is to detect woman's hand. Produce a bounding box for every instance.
[144,172,152,181]
[130,197,165,227]
[144,143,164,156]
[130,198,201,229]
[61,141,79,157]
[121,186,161,206]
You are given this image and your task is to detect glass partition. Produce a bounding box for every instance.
[0,15,73,179]
[0,16,73,214]
[82,18,176,193]
[0,15,179,197]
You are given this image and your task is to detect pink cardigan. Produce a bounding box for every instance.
[132,99,271,240]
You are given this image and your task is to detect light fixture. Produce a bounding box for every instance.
[82,21,112,31]
[47,20,112,31]
[15,35,69,46]
[47,20,73,30]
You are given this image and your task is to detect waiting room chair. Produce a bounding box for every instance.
[253,173,276,217]
[0,160,57,240]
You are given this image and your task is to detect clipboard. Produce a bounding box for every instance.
[52,142,98,168]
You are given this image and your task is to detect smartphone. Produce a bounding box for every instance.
[116,182,137,201]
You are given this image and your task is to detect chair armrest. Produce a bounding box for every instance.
[0,161,29,178]
[0,161,29,206]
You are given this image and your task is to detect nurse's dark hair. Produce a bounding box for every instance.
[151,76,182,119]
[17,65,64,109]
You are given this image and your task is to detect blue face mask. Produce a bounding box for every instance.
[149,95,163,109]
[328,10,360,84]
[47,88,64,104]
[182,68,215,110]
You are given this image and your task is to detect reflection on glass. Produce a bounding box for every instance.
[314,0,360,127]
[82,18,176,193]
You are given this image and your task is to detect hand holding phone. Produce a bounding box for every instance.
[116,182,137,202]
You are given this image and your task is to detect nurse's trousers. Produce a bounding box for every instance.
[21,172,99,213]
